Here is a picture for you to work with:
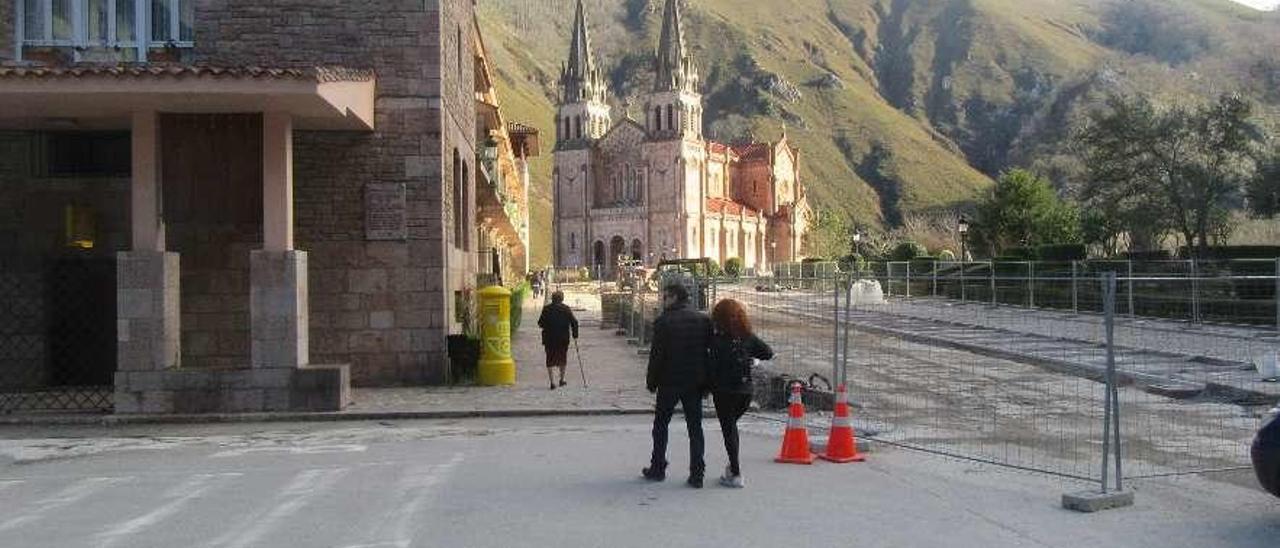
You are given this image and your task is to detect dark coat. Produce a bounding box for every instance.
[646,302,714,392]
[538,302,579,347]
[709,332,774,395]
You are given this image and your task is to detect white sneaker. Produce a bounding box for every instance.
[718,466,744,488]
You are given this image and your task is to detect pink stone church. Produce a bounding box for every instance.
[553,0,810,276]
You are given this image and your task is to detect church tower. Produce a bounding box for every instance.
[553,0,610,268]
[644,0,702,141]
[556,0,611,149]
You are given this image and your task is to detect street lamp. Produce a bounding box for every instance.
[957,215,970,262]
[852,230,863,257]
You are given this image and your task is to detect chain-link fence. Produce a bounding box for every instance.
[694,265,1275,489]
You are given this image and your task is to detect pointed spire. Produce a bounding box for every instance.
[654,0,698,93]
[561,0,607,105]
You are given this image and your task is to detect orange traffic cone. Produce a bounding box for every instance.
[775,384,816,464]
[820,384,865,463]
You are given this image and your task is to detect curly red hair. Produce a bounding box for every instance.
[712,299,753,339]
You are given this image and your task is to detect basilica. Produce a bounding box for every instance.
[552,0,810,275]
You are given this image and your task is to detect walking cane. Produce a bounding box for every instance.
[573,338,588,388]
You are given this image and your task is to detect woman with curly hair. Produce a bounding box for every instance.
[709,298,773,488]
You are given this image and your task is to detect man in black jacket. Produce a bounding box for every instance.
[537,291,579,390]
[643,282,714,488]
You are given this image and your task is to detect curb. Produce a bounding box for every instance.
[0,407,656,427]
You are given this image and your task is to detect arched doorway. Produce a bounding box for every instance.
[592,240,606,277]
[609,236,626,275]
[630,239,643,262]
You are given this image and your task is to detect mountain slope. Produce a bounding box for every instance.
[479,0,1280,266]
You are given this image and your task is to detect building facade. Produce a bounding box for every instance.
[553,0,810,276]
[0,0,533,413]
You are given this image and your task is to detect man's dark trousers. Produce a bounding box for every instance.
[650,387,705,477]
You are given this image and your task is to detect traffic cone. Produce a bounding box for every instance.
[820,384,865,463]
[775,384,816,464]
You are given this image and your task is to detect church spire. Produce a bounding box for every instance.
[654,0,698,93]
[561,0,607,105]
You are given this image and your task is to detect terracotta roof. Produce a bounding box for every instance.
[706,141,731,155]
[731,142,772,161]
[707,197,759,217]
[0,65,375,82]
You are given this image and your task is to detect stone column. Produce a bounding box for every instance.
[250,250,308,369]
[117,111,180,374]
[251,112,308,369]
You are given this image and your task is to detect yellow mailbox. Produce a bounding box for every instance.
[477,285,516,386]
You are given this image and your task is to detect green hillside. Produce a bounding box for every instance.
[478,0,1280,267]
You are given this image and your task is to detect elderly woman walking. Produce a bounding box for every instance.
[537,290,579,390]
[709,298,773,488]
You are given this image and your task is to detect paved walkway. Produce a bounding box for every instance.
[344,288,654,415]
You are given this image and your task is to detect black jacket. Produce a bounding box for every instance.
[538,302,579,347]
[646,302,714,392]
[709,332,774,394]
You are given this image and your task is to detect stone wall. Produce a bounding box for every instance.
[189,0,473,385]
[0,0,12,62]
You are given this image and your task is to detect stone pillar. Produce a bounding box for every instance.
[131,111,164,252]
[251,250,308,369]
[252,112,307,369]
[116,251,180,372]
[263,112,294,252]
[117,110,179,374]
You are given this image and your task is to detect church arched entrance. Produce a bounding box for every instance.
[609,236,626,275]
[630,239,643,262]
[592,240,606,277]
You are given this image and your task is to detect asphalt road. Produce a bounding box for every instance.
[1,416,1278,548]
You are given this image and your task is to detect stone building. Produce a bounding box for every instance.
[553,0,810,276]
[0,0,534,413]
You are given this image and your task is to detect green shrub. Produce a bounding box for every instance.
[1037,243,1087,261]
[937,249,957,261]
[891,241,928,261]
[724,257,744,277]
[1177,245,1280,260]
[839,253,869,273]
[1123,250,1173,261]
[1004,246,1038,260]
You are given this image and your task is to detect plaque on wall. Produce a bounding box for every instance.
[365,183,408,241]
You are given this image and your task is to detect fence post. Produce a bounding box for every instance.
[1072,260,1079,314]
[1187,259,1198,322]
[933,262,939,297]
[906,261,913,299]
[841,276,854,389]
[990,260,997,307]
[1127,260,1135,318]
[1064,271,1132,512]
[1028,261,1036,309]
[832,275,841,387]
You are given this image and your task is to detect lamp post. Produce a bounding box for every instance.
[958,215,970,262]
[852,230,863,259]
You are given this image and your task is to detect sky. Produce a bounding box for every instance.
[1229,0,1280,10]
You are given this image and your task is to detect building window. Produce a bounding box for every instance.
[575,116,583,140]
[20,0,191,52]
[452,149,465,250]
[36,132,131,177]
[666,105,673,133]
[570,232,577,251]
[456,25,463,83]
